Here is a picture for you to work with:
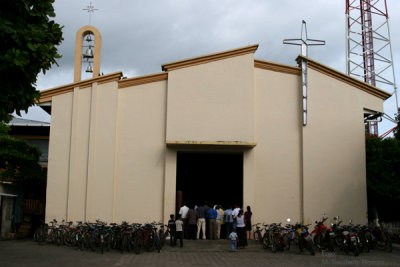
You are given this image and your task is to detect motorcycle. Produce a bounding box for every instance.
[311,214,335,252]
[294,223,315,255]
[341,220,360,256]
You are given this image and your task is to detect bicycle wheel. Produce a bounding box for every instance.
[105,235,111,252]
[270,237,277,253]
[64,231,74,247]
[33,229,40,242]
[283,235,290,251]
[134,235,142,255]
[145,238,155,252]
[360,236,369,253]
[100,234,104,254]
[257,231,263,243]
[154,234,161,253]
[121,234,129,253]
[262,235,270,249]
[76,232,84,250]
[159,231,165,248]
[83,232,91,250]
[89,234,97,252]
[38,230,47,246]
[384,233,392,252]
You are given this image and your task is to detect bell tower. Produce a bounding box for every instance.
[73,25,102,82]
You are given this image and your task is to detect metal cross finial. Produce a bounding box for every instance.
[283,21,325,127]
[83,1,98,25]
[283,20,325,57]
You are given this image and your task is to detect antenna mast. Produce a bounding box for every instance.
[346,0,398,135]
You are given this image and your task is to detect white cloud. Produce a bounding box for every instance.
[30,0,399,133]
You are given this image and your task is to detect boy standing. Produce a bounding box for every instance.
[174,215,184,247]
[168,214,176,246]
[229,229,238,252]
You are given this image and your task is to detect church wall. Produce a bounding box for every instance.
[253,68,302,224]
[45,92,74,222]
[166,53,255,143]
[43,47,388,227]
[85,81,119,222]
[114,80,167,223]
[66,87,91,221]
[303,68,383,224]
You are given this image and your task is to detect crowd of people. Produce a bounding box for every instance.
[167,203,253,251]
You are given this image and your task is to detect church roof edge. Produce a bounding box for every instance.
[162,44,259,71]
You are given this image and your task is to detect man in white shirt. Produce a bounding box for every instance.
[179,203,189,238]
[231,205,240,230]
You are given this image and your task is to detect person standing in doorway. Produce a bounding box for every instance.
[224,206,233,239]
[187,205,198,240]
[236,210,247,248]
[168,214,176,246]
[206,205,218,240]
[218,205,225,238]
[196,203,207,240]
[244,206,253,240]
[216,206,223,239]
[204,202,210,239]
[179,203,189,239]
[174,215,184,247]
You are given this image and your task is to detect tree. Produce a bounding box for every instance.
[366,135,400,221]
[394,108,400,142]
[0,0,63,122]
[0,122,46,183]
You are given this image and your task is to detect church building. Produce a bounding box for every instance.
[39,25,391,225]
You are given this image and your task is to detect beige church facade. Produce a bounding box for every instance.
[39,27,390,225]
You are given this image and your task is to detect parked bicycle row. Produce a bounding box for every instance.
[252,214,393,256]
[33,219,168,254]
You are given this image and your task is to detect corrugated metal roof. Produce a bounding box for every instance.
[7,117,50,127]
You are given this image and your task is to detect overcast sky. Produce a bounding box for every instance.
[18,0,399,133]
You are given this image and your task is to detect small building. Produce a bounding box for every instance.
[39,26,390,225]
[0,117,49,239]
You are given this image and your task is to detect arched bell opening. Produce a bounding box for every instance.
[74,25,102,82]
[81,31,95,78]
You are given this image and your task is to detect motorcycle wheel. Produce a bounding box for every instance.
[262,236,270,249]
[384,234,392,253]
[298,238,304,253]
[353,245,359,256]
[328,237,335,253]
[306,240,315,256]
[362,238,370,253]
[282,236,290,251]
[271,239,277,253]
[134,235,142,255]
[314,235,322,250]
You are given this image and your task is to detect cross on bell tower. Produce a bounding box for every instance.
[283,21,325,126]
[83,1,98,25]
[73,2,102,82]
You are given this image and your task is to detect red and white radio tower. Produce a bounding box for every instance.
[346,0,398,136]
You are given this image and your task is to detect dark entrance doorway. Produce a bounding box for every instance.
[176,152,243,208]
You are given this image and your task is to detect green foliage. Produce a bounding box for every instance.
[0,0,63,122]
[0,122,10,135]
[394,108,400,142]
[0,122,46,183]
[366,136,400,200]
